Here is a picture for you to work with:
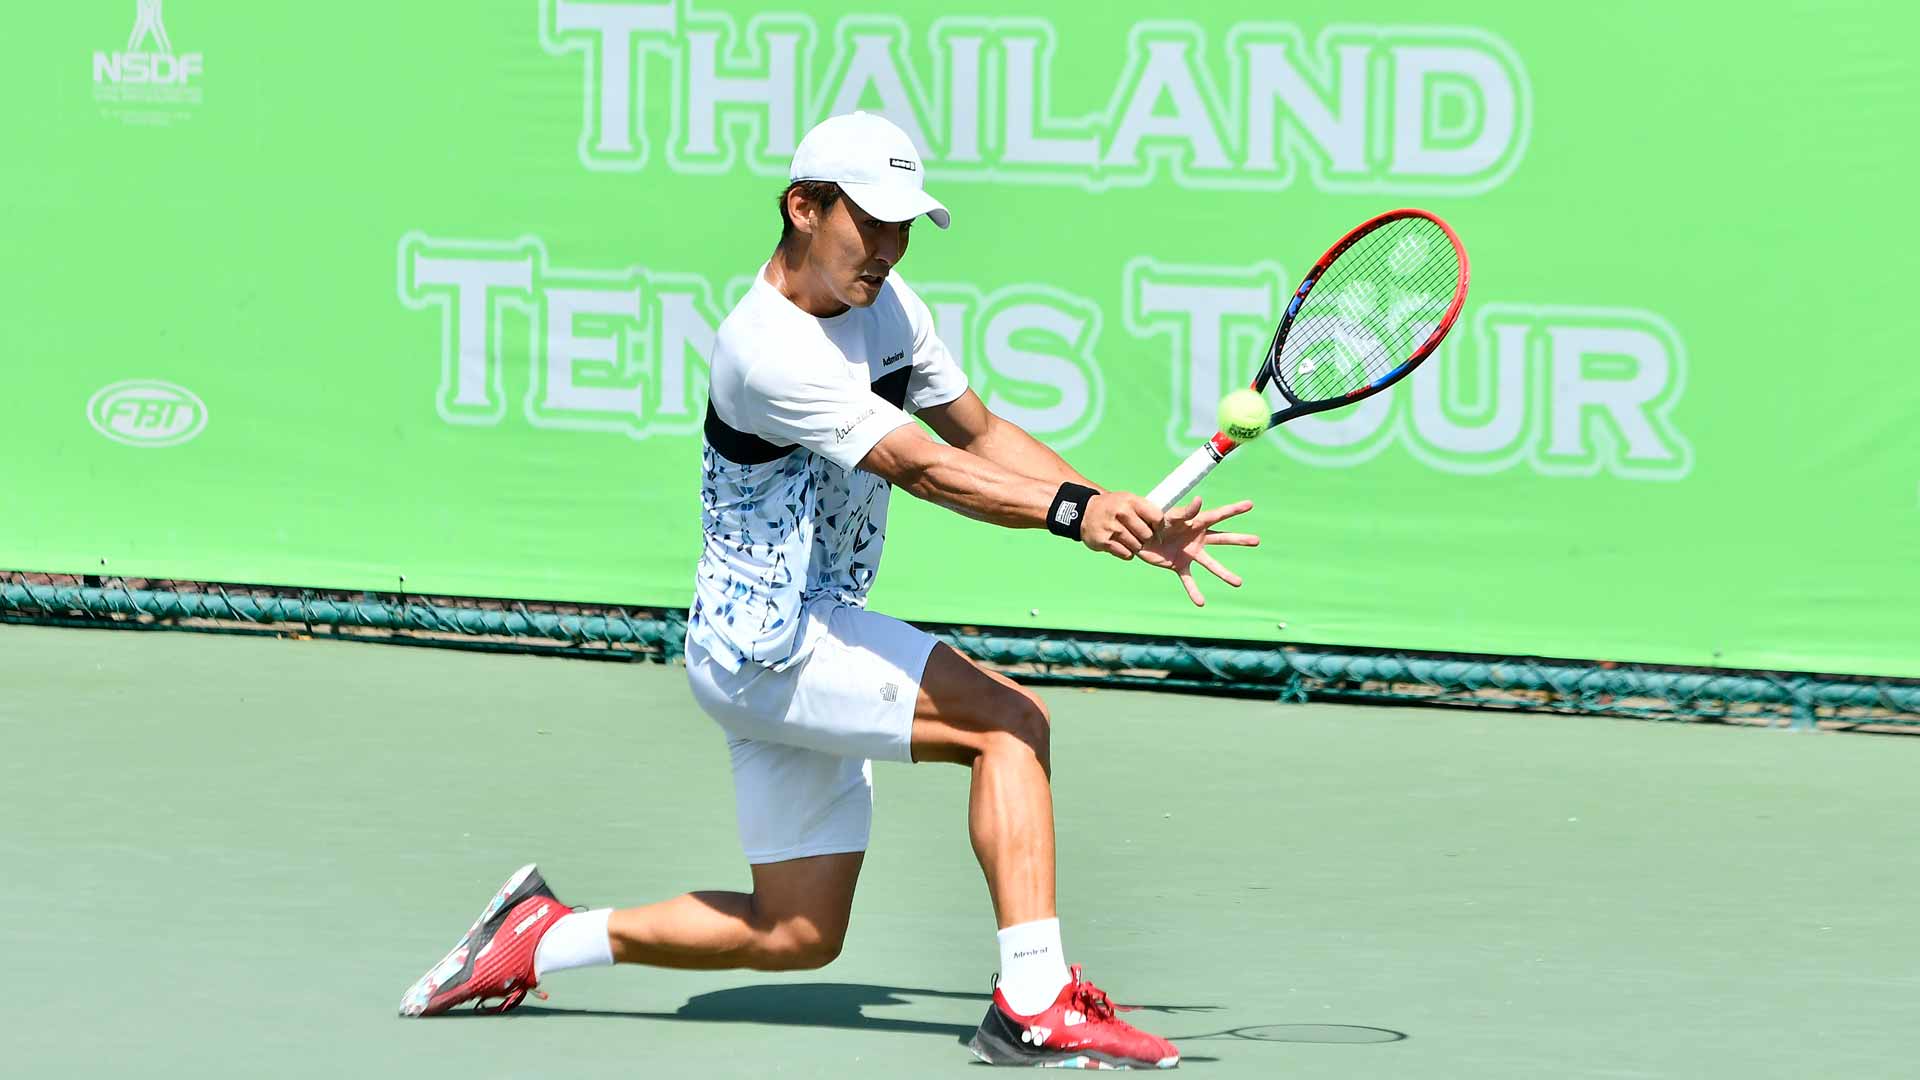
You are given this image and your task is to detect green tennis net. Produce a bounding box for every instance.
[6,572,1913,732]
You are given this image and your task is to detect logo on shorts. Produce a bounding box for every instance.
[880,682,898,702]
[1053,502,1080,528]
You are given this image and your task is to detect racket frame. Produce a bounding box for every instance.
[1146,208,1469,510]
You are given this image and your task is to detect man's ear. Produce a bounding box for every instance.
[788,189,817,237]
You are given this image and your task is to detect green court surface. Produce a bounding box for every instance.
[4,623,1917,1079]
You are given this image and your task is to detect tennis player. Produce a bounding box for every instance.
[400,111,1258,1069]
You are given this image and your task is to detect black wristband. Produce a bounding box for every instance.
[1046,483,1098,540]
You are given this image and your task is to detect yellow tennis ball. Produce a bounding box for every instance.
[1218,388,1269,442]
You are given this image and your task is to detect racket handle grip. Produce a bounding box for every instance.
[1147,444,1221,511]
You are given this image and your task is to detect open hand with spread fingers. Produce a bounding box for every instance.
[1138,497,1259,606]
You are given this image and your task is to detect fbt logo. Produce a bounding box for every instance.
[397,234,1106,448]
[93,0,205,110]
[1125,260,1692,481]
[88,380,208,447]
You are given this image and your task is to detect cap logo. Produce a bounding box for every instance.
[887,157,916,172]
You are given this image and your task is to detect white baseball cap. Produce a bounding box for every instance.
[789,111,950,229]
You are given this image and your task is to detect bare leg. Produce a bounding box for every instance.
[606,851,863,971]
[605,645,1052,965]
[909,644,1055,928]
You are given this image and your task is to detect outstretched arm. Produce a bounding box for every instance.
[906,390,1260,605]
[917,390,1098,491]
[858,421,1161,561]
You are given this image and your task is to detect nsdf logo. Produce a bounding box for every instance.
[87,380,207,447]
[91,0,205,118]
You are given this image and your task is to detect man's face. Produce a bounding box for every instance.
[798,192,912,309]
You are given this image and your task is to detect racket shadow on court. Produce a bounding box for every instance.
[495,982,1404,1058]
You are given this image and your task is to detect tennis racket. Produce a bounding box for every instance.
[1146,208,1470,510]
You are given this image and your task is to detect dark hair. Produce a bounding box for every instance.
[777,181,843,249]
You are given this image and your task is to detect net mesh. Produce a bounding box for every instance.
[5,571,1914,732]
[1275,215,1460,403]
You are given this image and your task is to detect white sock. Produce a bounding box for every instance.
[533,908,614,979]
[996,917,1071,1015]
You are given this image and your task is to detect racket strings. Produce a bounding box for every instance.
[1288,261,1454,399]
[1274,218,1460,404]
[1281,230,1451,399]
[1281,245,1453,399]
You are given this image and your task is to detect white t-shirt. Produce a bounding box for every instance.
[688,267,969,673]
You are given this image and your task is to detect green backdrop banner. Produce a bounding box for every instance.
[4,1,1916,676]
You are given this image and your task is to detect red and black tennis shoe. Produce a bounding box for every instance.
[967,965,1181,1069]
[398,863,572,1017]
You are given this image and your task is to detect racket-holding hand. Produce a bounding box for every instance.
[1080,491,1165,561]
[1138,497,1259,606]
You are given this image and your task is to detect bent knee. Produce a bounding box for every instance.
[916,675,1053,772]
[987,692,1051,771]
[755,924,846,971]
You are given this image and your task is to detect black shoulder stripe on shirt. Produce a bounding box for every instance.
[705,401,796,465]
[871,365,910,409]
[704,364,912,466]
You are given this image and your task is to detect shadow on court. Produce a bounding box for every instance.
[488,982,1405,1060]
[494,983,985,1045]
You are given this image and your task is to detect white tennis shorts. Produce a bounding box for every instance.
[685,601,937,864]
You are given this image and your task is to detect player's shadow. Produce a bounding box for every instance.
[510,982,985,1044]
[504,982,1403,1059]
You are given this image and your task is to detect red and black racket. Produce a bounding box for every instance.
[1147,209,1470,509]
